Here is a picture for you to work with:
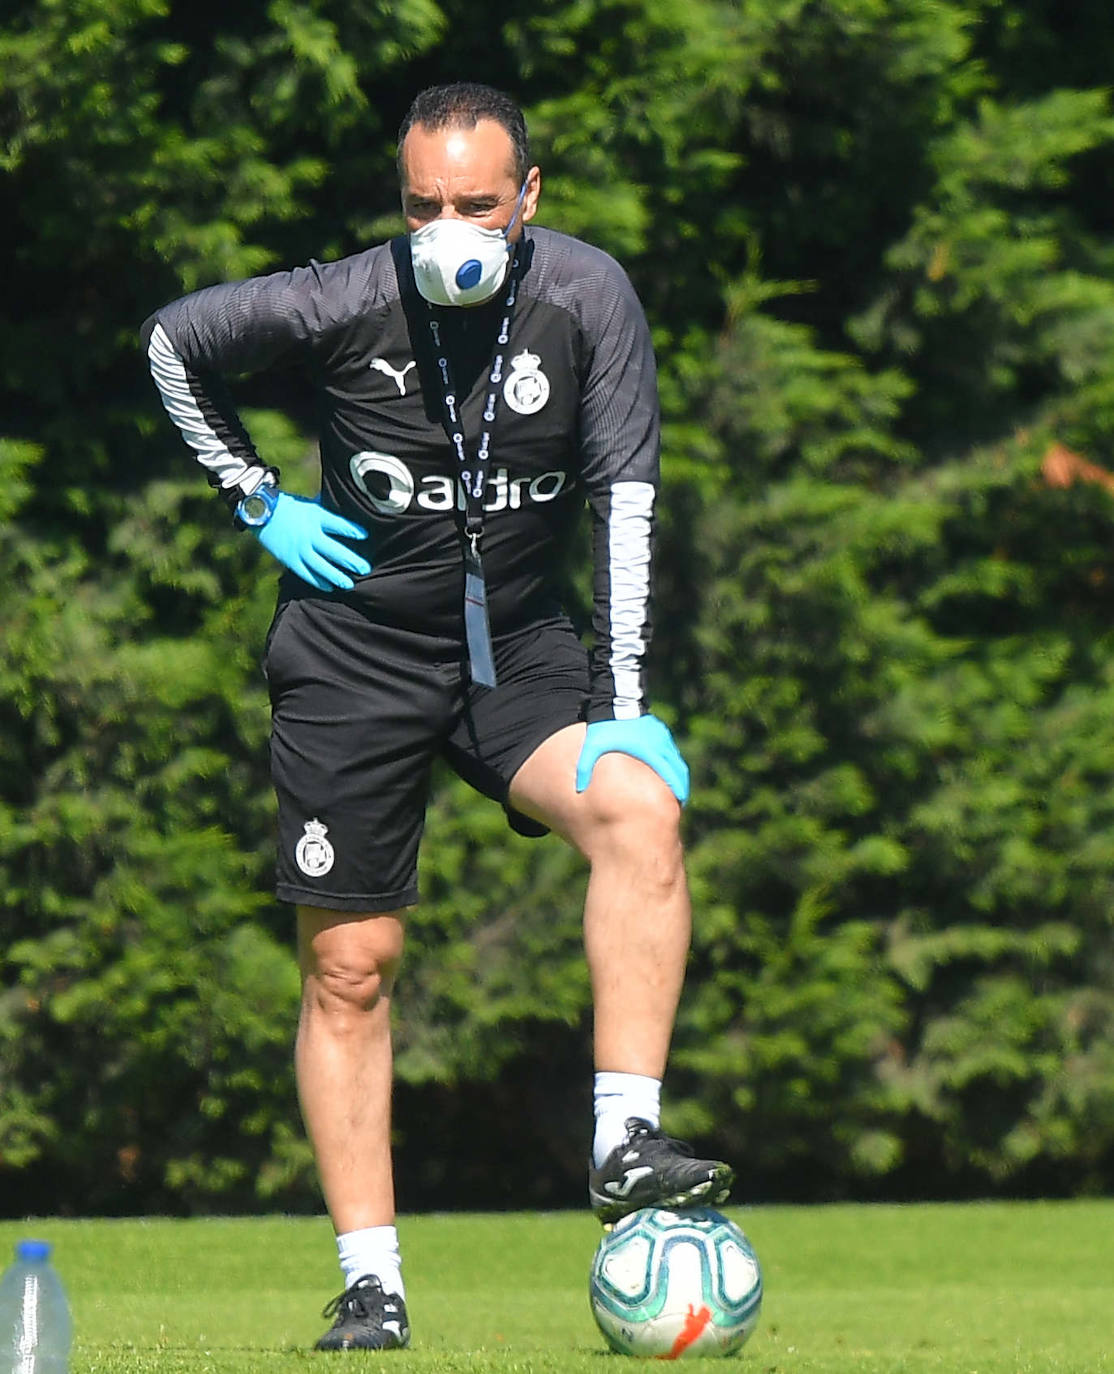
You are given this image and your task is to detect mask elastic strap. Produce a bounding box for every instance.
[501,179,530,243]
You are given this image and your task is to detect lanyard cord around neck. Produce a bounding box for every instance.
[424,249,523,687]
[425,248,522,541]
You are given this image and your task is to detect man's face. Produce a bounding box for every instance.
[400,119,541,238]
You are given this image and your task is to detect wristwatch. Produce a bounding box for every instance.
[235,481,280,529]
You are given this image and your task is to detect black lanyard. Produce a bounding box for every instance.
[425,251,522,688]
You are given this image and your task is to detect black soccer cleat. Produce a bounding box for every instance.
[314,1274,410,1351]
[588,1116,735,1225]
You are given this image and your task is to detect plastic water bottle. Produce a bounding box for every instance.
[0,1240,71,1374]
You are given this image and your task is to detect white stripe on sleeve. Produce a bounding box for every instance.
[607,479,655,719]
[146,322,265,495]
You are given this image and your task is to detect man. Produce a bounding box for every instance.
[142,82,732,1352]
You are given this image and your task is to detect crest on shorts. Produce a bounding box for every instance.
[503,350,550,415]
[295,818,335,878]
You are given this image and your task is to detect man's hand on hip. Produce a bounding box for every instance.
[257,493,371,591]
[575,715,690,805]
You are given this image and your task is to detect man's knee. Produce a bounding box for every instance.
[307,956,398,1017]
[298,908,406,1016]
[578,756,684,862]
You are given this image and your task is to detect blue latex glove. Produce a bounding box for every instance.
[257,493,371,592]
[575,715,690,805]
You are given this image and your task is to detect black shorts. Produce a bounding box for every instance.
[262,597,589,911]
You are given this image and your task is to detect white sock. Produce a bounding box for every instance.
[593,1071,662,1168]
[337,1225,405,1301]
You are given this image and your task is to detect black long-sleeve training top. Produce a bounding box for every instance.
[142,225,661,721]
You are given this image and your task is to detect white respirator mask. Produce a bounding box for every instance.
[410,182,528,307]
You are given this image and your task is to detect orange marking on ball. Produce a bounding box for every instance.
[659,1303,712,1359]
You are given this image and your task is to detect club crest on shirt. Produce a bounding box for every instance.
[503,350,550,415]
[296,818,335,877]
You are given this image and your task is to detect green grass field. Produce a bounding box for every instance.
[1,1200,1109,1372]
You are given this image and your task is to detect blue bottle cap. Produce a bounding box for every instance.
[15,1240,50,1262]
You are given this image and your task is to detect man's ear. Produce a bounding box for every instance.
[521,166,543,224]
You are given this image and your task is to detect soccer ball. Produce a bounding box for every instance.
[588,1207,762,1359]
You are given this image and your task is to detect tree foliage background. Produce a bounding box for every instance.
[2,0,1114,1215]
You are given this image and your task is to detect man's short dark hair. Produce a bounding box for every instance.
[397,83,531,184]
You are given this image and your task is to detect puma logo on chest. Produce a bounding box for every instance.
[370,357,417,396]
